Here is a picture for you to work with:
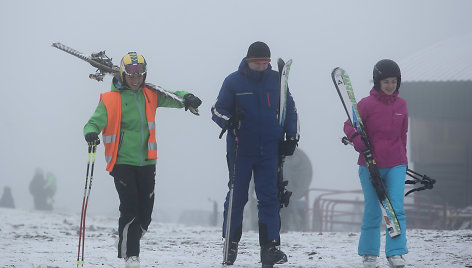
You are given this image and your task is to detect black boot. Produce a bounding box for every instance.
[224,241,238,265]
[260,243,288,266]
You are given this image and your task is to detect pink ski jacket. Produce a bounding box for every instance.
[344,88,408,168]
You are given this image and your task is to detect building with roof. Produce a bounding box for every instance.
[399,32,472,209]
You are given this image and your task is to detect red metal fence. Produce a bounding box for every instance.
[302,187,471,232]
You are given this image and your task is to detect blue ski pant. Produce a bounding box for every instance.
[222,152,280,245]
[358,165,408,257]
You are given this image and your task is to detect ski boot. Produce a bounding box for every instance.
[260,243,287,267]
[387,255,405,268]
[125,256,140,268]
[362,255,377,268]
[224,241,238,265]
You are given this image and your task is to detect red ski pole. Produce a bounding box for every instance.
[77,142,97,266]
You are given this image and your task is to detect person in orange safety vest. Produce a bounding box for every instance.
[83,52,201,268]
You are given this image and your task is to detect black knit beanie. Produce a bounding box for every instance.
[373,59,401,90]
[246,41,271,62]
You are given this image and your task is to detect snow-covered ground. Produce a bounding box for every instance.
[1,208,471,268]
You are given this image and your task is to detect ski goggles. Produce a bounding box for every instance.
[123,63,146,76]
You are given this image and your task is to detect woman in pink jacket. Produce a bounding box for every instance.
[344,59,408,268]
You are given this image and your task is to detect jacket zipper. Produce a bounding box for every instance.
[134,91,146,165]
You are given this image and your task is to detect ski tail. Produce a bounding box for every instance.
[52,42,118,81]
[332,67,401,238]
[52,42,90,62]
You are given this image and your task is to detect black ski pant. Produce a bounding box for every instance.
[110,164,156,258]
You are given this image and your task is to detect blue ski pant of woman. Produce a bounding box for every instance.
[358,165,408,257]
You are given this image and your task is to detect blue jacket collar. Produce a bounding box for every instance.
[238,57,272,82]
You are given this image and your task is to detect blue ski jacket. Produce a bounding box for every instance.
[211,58,299,156]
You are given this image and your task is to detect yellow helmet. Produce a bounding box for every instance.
[119,52,147,82]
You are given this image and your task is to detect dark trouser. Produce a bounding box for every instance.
[222,153,281,246]
[110,164,156,258]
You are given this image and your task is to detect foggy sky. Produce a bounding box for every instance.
[1,0,471,221]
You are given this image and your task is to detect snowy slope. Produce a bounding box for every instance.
[0,208,471,268]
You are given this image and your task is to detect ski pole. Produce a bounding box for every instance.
[82,143,97,264]
[77,144,92,266]
[405,169,436,196]
[223,136,239,266]
[77,141,98,267]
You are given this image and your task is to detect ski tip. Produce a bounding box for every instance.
[277,58,285,65]
[277,58,285,73]
[331,67,346,77]
[277,58,285,71]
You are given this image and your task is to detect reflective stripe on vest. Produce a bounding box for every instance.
[103,134,116,144]
[100,87,158,171]
[143,87,158,159]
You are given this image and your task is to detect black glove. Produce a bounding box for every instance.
[85,132,100,145]
[279,138,298,156]
[227,110,244,137]
[183,93,202,111]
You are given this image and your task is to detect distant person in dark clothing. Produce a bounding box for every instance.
[29,169,57,211]
[0,186,15,208]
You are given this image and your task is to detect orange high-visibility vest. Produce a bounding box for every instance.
[100,87,158,171]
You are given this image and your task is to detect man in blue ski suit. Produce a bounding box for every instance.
[211,41,299,266]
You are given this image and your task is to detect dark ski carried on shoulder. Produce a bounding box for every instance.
[51,42,199,115]
[331,67,401,238]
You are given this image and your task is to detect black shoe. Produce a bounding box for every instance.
[224,241,238,265]
[260,244,288,266]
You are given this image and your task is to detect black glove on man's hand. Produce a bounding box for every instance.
[227,110,244,137]
[85,132,100,145]
[279,138,298,156]
[183,93,202,111]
